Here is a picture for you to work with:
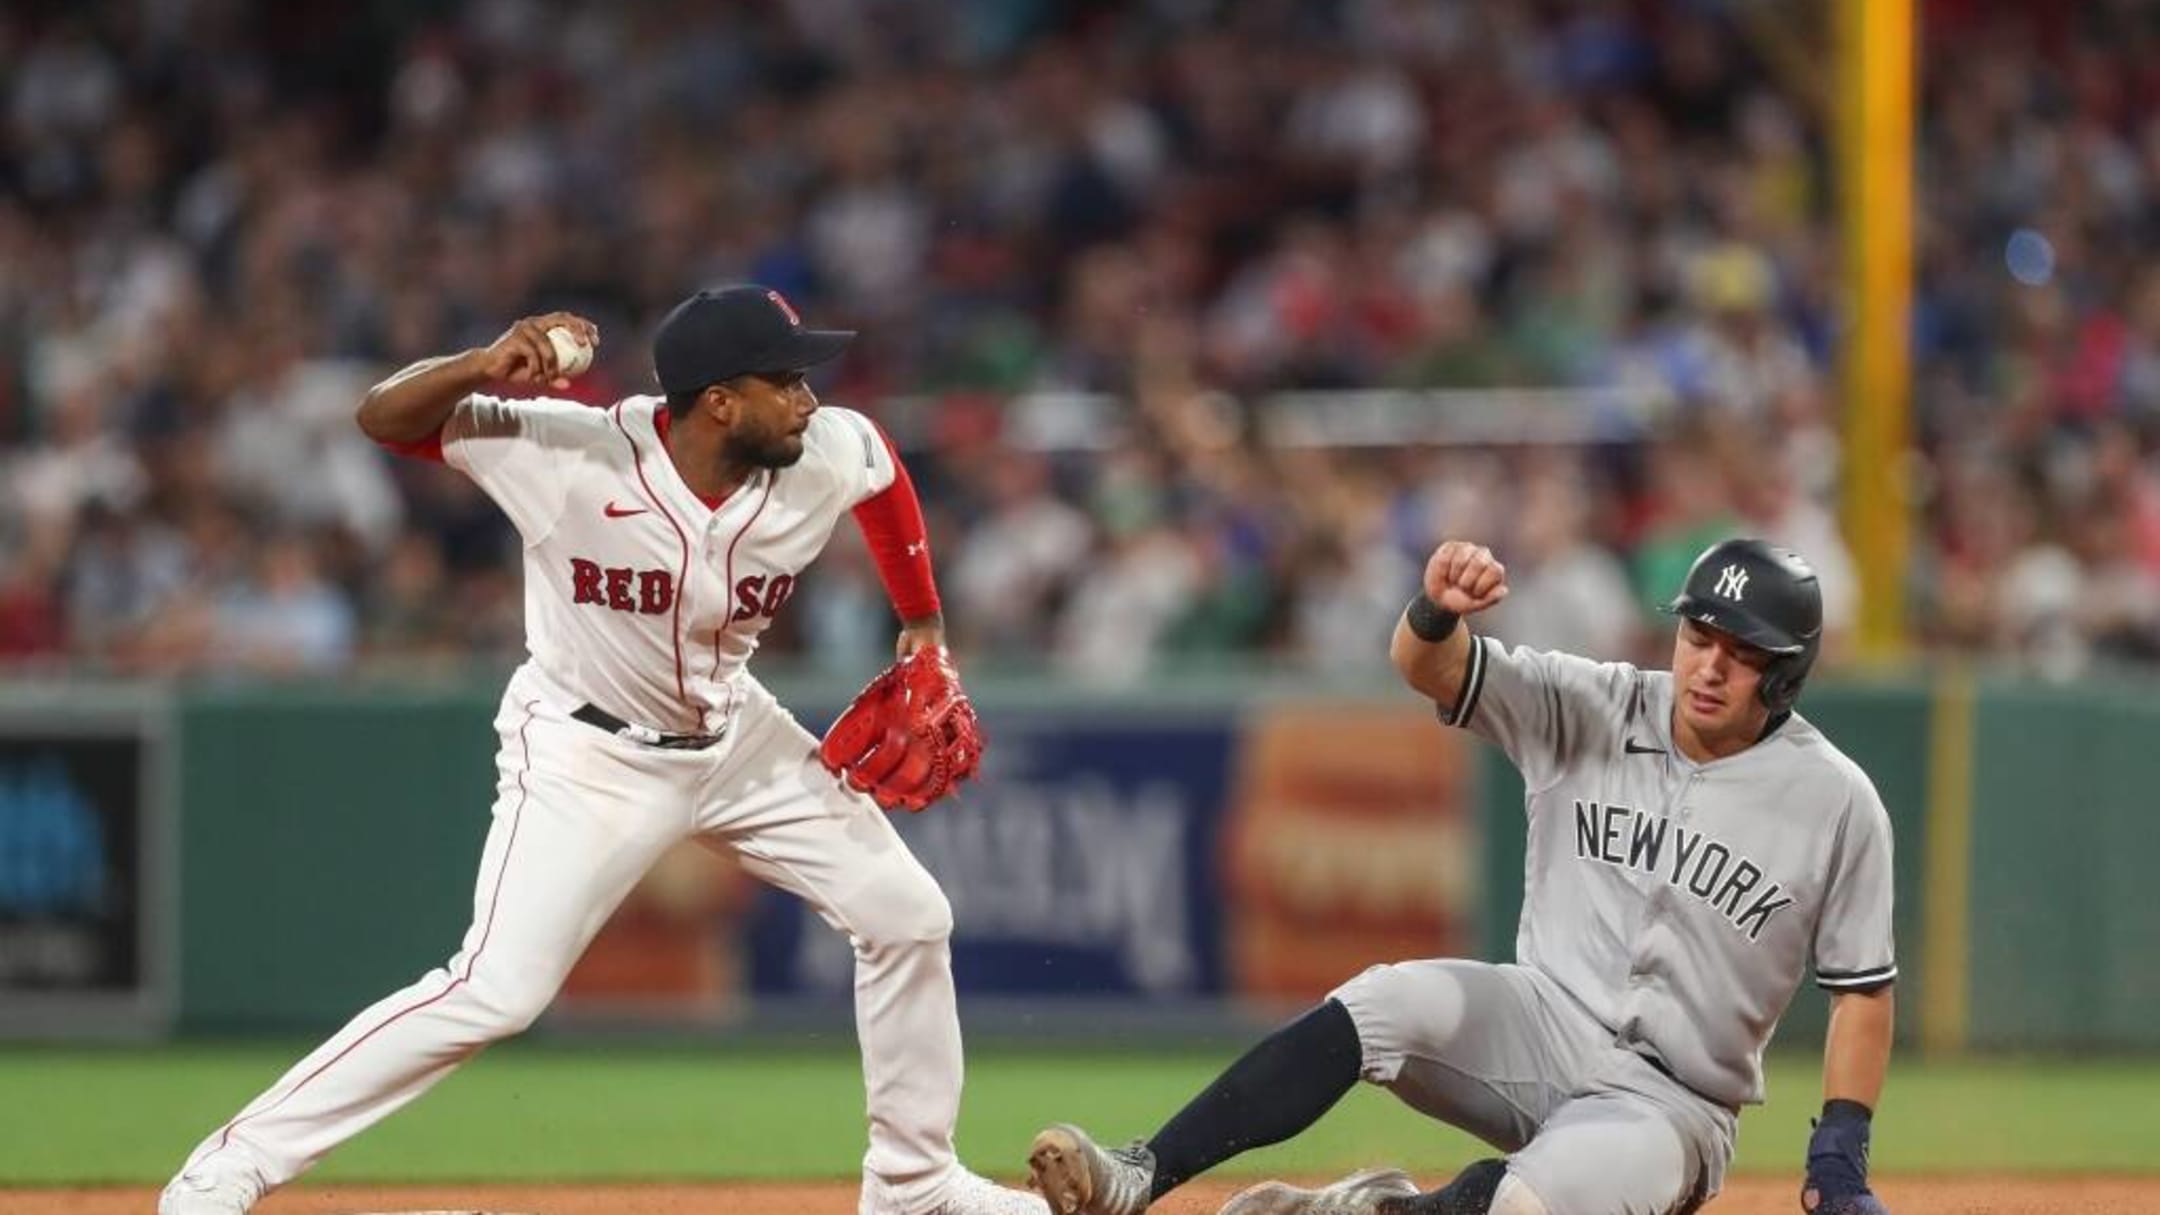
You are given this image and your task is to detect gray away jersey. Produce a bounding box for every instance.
[1445,636,1896,1108]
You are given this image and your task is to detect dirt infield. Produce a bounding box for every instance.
[12,1177,2160,1215]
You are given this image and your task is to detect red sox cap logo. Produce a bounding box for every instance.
[767,289,801,327]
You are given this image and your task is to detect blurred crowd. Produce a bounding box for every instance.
[5,0,2160,684]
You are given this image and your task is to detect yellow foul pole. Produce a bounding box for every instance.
[1837,0,1915,658]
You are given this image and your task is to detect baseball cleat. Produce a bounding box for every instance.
[1028,1123,1155,1215]
[1216,1168,1421,1215]
[157,1170,263,1215]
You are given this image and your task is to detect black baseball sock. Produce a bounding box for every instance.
[1143,998,1363,1200]
[1378,1158,1508,1215]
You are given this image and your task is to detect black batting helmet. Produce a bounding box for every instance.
[1663,538,1823,713]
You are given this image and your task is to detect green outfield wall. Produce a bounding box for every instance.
[1961,678,2160,1050]
[176,685,501,1030]
[4,668,2148,1050]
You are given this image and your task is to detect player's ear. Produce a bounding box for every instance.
[702,384,734,424]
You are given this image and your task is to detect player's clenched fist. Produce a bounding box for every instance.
[1422,540,1509,615]
[480,312,601,390]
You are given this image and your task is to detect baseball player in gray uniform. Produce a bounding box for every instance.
[1027,537,1896,1215]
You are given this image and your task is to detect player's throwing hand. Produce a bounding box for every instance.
[479,312,601,390]
[1422,540,1509,615]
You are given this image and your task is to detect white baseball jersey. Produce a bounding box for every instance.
[1447,636,1897,1108]
[443,392,897,733]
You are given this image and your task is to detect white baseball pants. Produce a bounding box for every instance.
[175,666,967,1213]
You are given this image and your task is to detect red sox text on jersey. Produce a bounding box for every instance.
[566,559,796,623]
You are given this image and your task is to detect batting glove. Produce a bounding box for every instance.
[1801,1100,1889,1215]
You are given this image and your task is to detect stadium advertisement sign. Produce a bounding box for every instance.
[0,694,171,1037]
[746,715,1237,1000]
[560,702,1472,1016]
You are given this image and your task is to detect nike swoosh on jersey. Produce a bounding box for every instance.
[1624,739,1667,754]
[603,502,648,519]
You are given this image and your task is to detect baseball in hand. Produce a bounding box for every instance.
[546,326,593,378]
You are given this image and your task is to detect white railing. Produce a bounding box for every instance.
[876,386,1661,451]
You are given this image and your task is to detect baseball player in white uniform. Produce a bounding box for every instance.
[1027,538,1897,1215]
[158,286,1048,1215]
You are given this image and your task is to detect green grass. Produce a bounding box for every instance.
[2,1045,2155,1186]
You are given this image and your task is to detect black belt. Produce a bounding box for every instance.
[1640,1049,1684,1085]
[572,704,725,750]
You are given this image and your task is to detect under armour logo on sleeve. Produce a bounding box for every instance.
[1715,564,1749,600]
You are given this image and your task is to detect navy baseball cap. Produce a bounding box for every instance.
[651,285,854,394]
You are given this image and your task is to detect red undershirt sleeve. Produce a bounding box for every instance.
[371,426,446,463]
[850,426,942,622]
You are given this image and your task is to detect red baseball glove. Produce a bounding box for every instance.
[819,647,985,812]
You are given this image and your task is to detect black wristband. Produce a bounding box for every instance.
[1819,1098,1873,1126]
[1404,594,1461,643]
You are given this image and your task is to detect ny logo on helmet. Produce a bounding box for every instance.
[1715,564,1749,601]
